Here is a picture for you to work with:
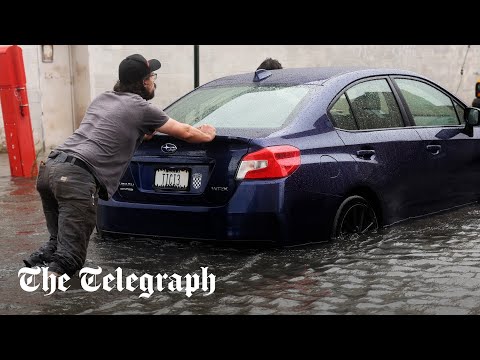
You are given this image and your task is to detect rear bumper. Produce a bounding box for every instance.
[97,204,281,243]
[97,181,288,243]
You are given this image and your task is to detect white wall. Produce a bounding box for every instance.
[87,45,194,109]
[198,45,479,103]
[1,45,479,153]
[86,45,479,108]
[39,45,74,151]
[71,45,91,129]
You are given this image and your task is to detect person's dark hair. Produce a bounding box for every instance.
[113,77,154,100]
[257,58,283,70]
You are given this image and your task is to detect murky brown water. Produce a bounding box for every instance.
[2,153,480,315]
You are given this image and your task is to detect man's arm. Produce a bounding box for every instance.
[154,118,216,143]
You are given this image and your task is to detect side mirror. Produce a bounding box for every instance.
[463,107,480,137]
[465,107,480,126]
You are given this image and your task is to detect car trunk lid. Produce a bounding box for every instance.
[114,134,252,205]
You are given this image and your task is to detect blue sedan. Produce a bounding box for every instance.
[97,67,480,244]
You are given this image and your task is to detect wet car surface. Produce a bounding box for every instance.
[97,67,480,245]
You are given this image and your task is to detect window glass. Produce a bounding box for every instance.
[346,79,403,130]
[329,94,357,130]
[395,78,460,126]
[167,85,310,129]
[454,101,465,124]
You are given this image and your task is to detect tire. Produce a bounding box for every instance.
[332,195,378,241]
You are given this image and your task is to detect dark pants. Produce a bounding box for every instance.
[25,151,99,276]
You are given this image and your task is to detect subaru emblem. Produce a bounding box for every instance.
[161,143,177,153]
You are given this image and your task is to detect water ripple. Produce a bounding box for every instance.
[3,154,480,314]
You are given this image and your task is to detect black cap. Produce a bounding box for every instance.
[118,54,161,84]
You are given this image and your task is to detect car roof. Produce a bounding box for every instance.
[202,67,423,87]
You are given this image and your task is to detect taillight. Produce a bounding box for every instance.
[236,145,301,180]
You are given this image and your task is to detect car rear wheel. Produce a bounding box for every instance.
[332,195,378,241]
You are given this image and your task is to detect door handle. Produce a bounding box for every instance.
[426,144,441,155]
[356,149,376,159]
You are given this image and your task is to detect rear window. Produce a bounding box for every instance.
[166,85,311,130]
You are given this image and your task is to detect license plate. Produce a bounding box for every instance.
[154,168,190,190]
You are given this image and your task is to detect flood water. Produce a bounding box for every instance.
[2,153,480,315]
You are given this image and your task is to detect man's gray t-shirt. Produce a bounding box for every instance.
[56,91,169,199]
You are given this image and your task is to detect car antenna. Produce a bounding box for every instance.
[253,69,272,82]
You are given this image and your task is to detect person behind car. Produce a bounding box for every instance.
[257,57,283,70]
[23,53,216,277]
[473,80,480,108]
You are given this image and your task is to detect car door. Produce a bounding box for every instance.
[329,77,438,224]
[392,77,480,210]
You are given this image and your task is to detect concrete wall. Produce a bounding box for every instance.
[39,45,74,151]
[198,45,479,103]
[86,45,480,109]
[71,45,91,130]
[1,45,479,153]
[87,45,194,109]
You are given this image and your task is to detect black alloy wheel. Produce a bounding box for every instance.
[332,195,378,241]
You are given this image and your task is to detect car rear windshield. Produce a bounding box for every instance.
[165,85,311,135]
